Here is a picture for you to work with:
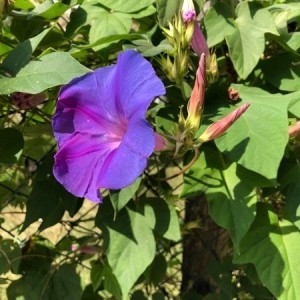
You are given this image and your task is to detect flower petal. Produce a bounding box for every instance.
[98,117,154,189]
[114,50,166,119]
[53,65,121,145]
[53,132,117,202]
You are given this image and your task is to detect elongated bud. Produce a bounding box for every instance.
[181,0,196,24]
[186,53,206,132]
[199,102,250,142]
[288,121,300,138]
[191,22,209,58]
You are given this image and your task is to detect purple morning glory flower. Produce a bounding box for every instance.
[52,50,165,203]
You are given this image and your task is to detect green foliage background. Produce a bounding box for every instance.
[1,0,300,299]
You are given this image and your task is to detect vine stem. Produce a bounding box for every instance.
[156,147,200,181]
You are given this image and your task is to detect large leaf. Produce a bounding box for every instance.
[225,2,278,79]
[96,200,156,298]
[234,203,300,300]
[215,84,291,180]
[0,52,89,94]
[204,2,236,47]
[181,153,256,250]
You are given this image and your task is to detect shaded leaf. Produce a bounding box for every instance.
[0,128,24,164]
[22,153,82,231]
[0,240,21,274]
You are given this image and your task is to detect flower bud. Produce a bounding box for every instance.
[154,132,167,151]
[288,121,300,138]
[191,22,209,58]
[186,53,206,132]
[11,92,46,109]
[199,102,250,142]
[181,0,196,24]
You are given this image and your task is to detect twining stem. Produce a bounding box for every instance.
[157,147,200,181]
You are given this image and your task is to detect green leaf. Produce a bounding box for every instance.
[88,0,154,13]
[22,153,81,231]
[14,0,35,10]
[182,154,256,250]
[88,8,132,50]
[46,264,82,300]
[6,237,56,299]
[204,2,236,47]
[96,200,156,298]
[2,27,52,76]
[225,2,278,79]
[0,240,21,274]
[156,0,180,26]
[29,0,70,19]
[0,128,24,164]
[261,53,300,92]
[234,203,300,300]
[144,254,167,285]
[215,84,290,180]
[0,52,89,94]
[110,177,142,213]
[142,198,181,241]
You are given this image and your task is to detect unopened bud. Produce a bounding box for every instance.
[288,121,300,138]
[11,92,45,109]
[181,0,196,24]
[191,22,209,58]
[199,102,250,142]
[186,53,206,132]
[154,132,167,151]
